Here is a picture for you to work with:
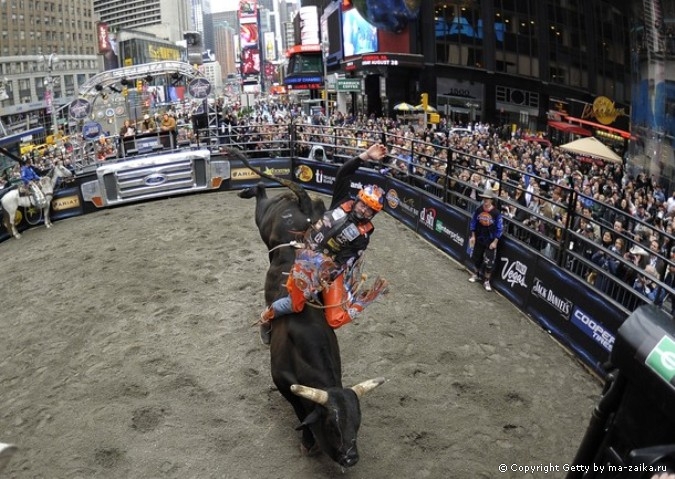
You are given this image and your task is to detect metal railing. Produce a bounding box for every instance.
[278,123,674,318]
[54,119,674,317]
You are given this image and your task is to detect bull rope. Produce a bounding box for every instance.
[252,277,366,328]
[265,242,369,309]
[268,241,302,253]
[253,240,378,331]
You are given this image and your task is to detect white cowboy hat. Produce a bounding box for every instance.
[629,245,649,256]
[478,188,496,199]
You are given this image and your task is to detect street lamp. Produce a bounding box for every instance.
[38,53,60,138]
[322,43,329,117]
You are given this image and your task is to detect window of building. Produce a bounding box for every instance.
[287,53,322,74]
[435,2,484,67]
[550,65,566,84]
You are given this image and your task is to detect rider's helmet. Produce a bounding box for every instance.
[353,184,384,221]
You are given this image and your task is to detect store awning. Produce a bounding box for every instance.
[548,121,592,137]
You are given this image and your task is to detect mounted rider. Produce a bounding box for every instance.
[19,158,47,208]
[259,143,390,344]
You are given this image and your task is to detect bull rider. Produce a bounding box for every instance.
[259,143,390,345]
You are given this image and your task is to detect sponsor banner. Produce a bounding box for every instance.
[82,121,103,140]
[524,259,621,371]
[492,239,533,308]
[383,181,420,231]
[571,306,615,353]
[50,187,84,221]
[415,194,468,263]
[291,159,385,200]
[228,158,292,188]
[241,47,260,76]
[292,159,338,196]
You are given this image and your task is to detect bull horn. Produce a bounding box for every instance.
[290,384,329,405]
[350,377,385,398]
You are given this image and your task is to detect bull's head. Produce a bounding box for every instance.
[291,377,384,468]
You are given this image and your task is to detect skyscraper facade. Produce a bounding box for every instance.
[626,0,675,191]
[314,0,632,150]
[212,12,239,80]
[92,0,191,44]
[0,0,99,132]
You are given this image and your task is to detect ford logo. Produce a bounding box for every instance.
[144,173,167,186]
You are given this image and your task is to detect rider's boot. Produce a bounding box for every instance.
[259,306,275,346]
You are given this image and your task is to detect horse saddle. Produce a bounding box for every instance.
[20,183,47,208]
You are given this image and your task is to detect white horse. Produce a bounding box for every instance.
[0,443,17,473]
[1,162,74,239]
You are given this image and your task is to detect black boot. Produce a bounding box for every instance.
[259,321,271,346]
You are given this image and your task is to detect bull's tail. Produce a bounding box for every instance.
[223,147,315,216]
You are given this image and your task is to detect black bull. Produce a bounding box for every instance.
[238,182,384,468]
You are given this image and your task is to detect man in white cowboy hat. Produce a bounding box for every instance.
[467,187,504,292]
[140,113,156,133]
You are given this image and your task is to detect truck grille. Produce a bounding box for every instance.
[98,151,210,205]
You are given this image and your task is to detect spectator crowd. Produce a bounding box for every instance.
[3,98,673,316]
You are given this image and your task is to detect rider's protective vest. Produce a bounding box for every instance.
[305,200,373,261]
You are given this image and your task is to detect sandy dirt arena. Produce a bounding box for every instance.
[0,189,603,479]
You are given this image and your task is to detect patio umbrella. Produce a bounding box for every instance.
[559,136,622,164]
[393,102,416,111]
[415,104,437,112]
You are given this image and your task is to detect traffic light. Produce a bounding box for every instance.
[420,93,428,111]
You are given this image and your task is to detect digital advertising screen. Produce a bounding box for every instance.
[342,8,378,57]
[240,22,259,48]
[241,47,261,75]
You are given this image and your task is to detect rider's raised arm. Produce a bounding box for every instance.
[330,144,387,209]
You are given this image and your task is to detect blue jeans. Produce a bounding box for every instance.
[270,296,294,317]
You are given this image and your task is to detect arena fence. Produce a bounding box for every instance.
[3,122,671,377]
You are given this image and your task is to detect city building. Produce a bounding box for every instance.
[92,0,191,45]
[212,13,239,82]
[626,0,675,192]
[316,1,631,132]
[0,0,99,135]
[191,0,214,53]
[297,0,641,163]
[199,61,223,89]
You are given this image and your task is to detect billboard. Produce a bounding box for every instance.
[300,6,320,45]
[238,0,257,20]
[97,22,120,70]
[241,47,260,75]
[238,0,260,85]
[240,23,259,48]
[342,8,378,57]
[263,31,276,62]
